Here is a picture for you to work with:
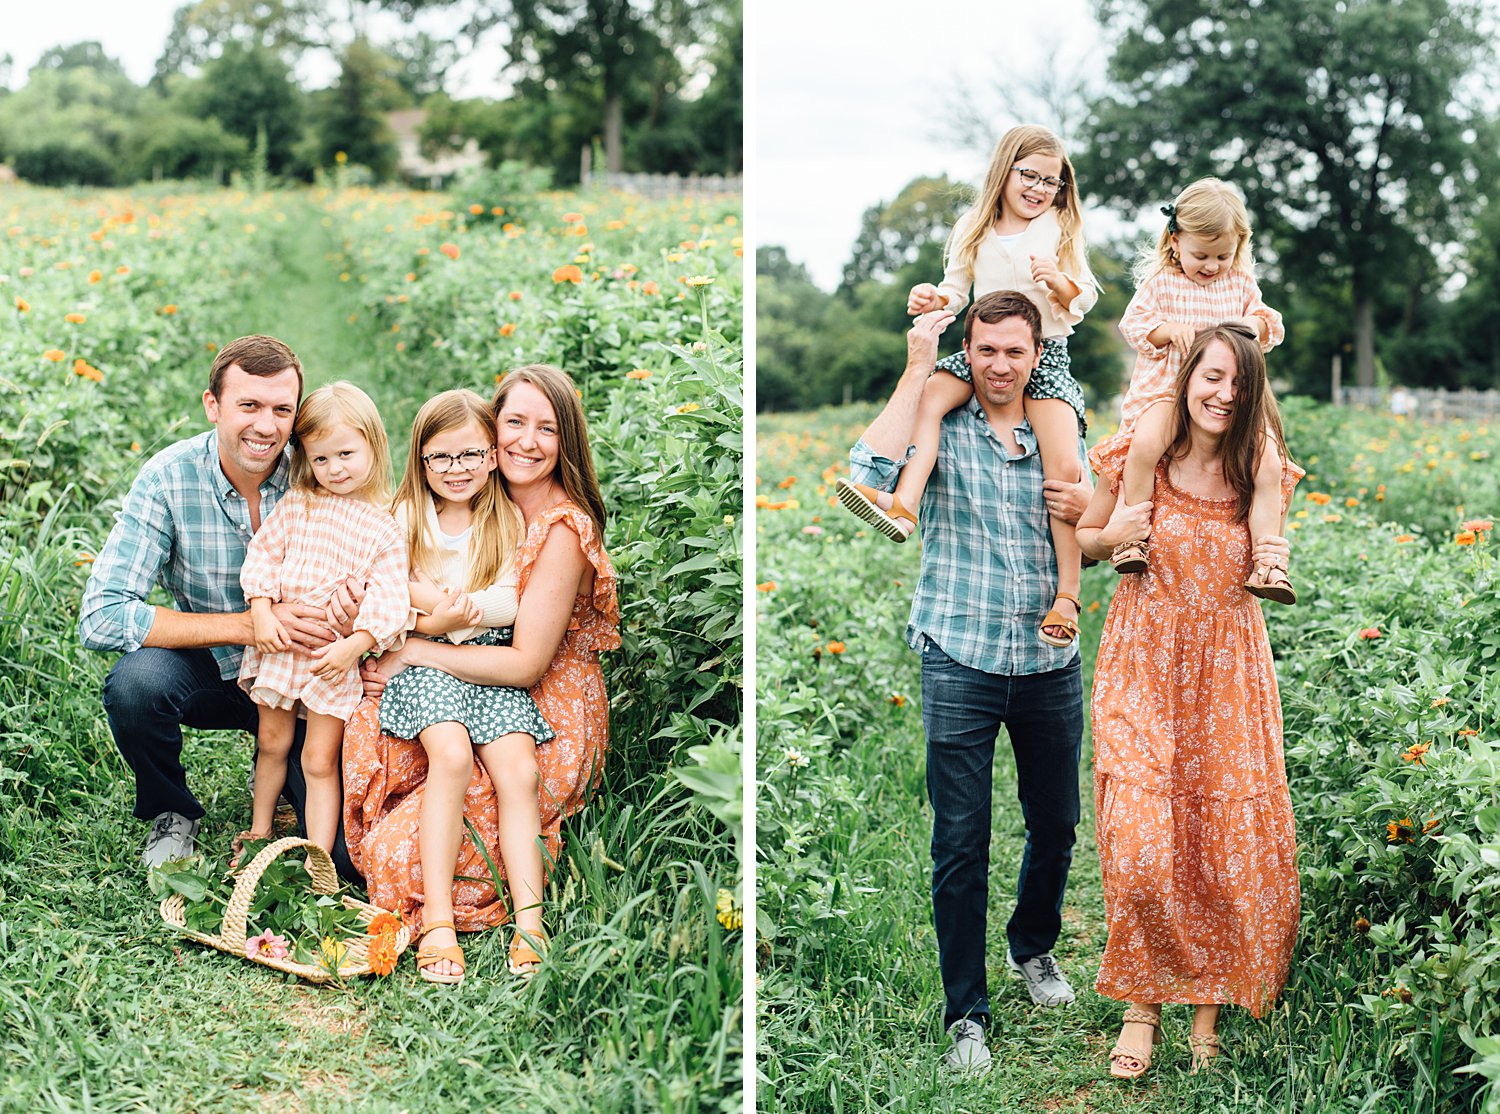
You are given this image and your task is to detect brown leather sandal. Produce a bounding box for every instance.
[1039,592,1081,648]
[415,918,465,985]
[834,478,918,543]
[1245,564,1297,605]
[508,927,549,979]
[1188,1032,1221,1073]
[1108,1006,1163,1079]
[1111,538,1149,574]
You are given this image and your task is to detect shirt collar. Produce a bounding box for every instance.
[203,429,292,500]
[962,395,1038,459]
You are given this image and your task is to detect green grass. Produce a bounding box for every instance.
[0,188,740,1113]
[755,405,1494,1114]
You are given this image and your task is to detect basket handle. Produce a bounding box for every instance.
[220,836,340,950]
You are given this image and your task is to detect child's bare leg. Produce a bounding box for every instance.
[249,703,297,840]
[475,733,545,962]
[300,711,346,853]
[416,721,473,979]
[1116,400,1175,572]
[1026,397,1084,643]
[887,371,973,529]
[1245,434,1296,602]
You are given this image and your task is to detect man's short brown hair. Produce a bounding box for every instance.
[964,290,1042,350]
[208,335,303,400]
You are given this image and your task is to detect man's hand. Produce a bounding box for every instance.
[906,310,957,371]
[906,283,945,316]
[271,601,337,655]
[1042,475,1093,526]
[324,576,367,636]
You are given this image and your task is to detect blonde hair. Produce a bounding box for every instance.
[1136,177,1256,286]
[290,381,392,503]
[392,389,522,591]
[949,124,1088,280]
[491,364,607,543]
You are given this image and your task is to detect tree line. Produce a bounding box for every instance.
[0,0,741,188]
[758,0,1500,412]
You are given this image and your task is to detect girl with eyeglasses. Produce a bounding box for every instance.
[837,123,1098,648]
[378,388,555,985]
[1112,177,1294,604]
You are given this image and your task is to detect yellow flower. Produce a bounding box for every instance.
[319,935,349,971]
[684,274,714,287]
[715,889,742,931]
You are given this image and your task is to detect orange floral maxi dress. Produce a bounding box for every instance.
[1088,435,1301,1015]
[342,501,620,930]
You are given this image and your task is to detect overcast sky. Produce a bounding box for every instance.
[2,0,510,98]
[757,0,1110,290]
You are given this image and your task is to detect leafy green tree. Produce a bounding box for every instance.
[123,111,251,182]
[384,30,457,99]
[0,48,138,171]
[152,0,318,87]
[839,176,969,295]
[178,42,305,175]
[1081,0,1496,388]
[305,37,405,178]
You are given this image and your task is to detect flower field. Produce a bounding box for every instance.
[1,180,742,1111]
[755,402,1499,1112]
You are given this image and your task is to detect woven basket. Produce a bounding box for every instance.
[159,836,411,983]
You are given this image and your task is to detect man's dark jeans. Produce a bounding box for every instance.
[103,646,358,881]
[921,640,1083,1031]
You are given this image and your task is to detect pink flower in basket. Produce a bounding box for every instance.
[246,930,291,960]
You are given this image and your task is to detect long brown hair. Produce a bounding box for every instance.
[950,124,1088,279]
[491,364,607,542]
[1165,324,1290,523]
[392,389,522,591]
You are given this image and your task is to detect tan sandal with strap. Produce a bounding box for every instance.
[508,927,549,978]
[415,918,465,985]
[1245,563,1297,605]
[1108,1006,1163,1079]
[1188,1032,1220,1073]
[834,478,918,543]
[1111,538,1149,574]
[1039,592,1081,648]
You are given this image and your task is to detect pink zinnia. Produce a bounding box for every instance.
[245,930,290,959]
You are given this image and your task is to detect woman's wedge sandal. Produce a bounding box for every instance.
[834,478,917,543]
[1038,592,1081,648]
[1111,538,1149,574]
[1187,1032,1221,1074]
[415,918,465,985]
[508,927,549,979]
[1245,564,1297,605]
[1108,1007,1163,1079]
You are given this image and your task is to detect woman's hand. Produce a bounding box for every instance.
[1252,535,1291,574]
[1100,496,1154,550]
[359,640,416,698]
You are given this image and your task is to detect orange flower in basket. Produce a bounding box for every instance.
[366,911,402,936]
[367,930,399,976]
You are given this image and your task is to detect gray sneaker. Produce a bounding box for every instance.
[143,812,200,869]
[942,1018,992,1075]
[1007,951,1076,1007]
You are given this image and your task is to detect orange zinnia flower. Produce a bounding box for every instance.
[756,581,776,592]
[439,242,460,260]
[777,476,797,489]
[642,281,660,295]
[826,641,846,654]
[88,270,102,284]
[1461,518,1492,533]
[562,211,584,223]
[889,693,907,707]
[508,291,522,301]
[1401,741,1431,765]
[161,304,177,314]
[1455,530,1476,546]
[14,297,28,312]
[73,358,102,382]
[499,323,516,337]
[1395,534,1416,544]
[468,204,485,215]
[367,930,398,976]
[1386,817,1417,844]
[365,911,402,936]
[626,369,652,380]
[553,264,584,284]
[1307,492,1332,505]
[1358,627,1382,640]
[65,312,86,324]
[43,349,66,362]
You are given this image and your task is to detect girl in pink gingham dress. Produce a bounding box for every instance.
[1111,178,1295,604]
[238,382,408,858]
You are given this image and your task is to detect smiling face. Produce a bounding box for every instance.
[494,381,560,489]
[964,316,1040,413]
[300,422,374,497]
[1185,338,1240,434]
[203,363,300,489]
[421,420,496,506]
[1001,154,1064,225]
[1173,230,1239,285]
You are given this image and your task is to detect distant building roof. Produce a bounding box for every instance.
[386,109,485,184]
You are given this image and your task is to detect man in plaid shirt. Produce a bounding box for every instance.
[846,292,1091,1074]
[79,336,350,872]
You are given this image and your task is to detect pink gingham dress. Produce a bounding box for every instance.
[239,488,408,719]
[1117,269,1284,427]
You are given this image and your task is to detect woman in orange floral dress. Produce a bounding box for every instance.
[1075,324,1301,1077]
[343,364,619,981]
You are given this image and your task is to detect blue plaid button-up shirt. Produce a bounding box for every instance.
[849,395,1082,677]
[79,430,291,680]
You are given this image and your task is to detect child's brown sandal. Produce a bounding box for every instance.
[834,478,918,543]
[415,918,465,985]
[1111,539,1149,574]
[508,927,549,979]
[1038,592,1081,648]
[1245,564,1297,605]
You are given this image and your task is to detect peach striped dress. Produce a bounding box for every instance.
[1088,435,1302,1015]
[342,501,620,930]
[1117,269,1284,427]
